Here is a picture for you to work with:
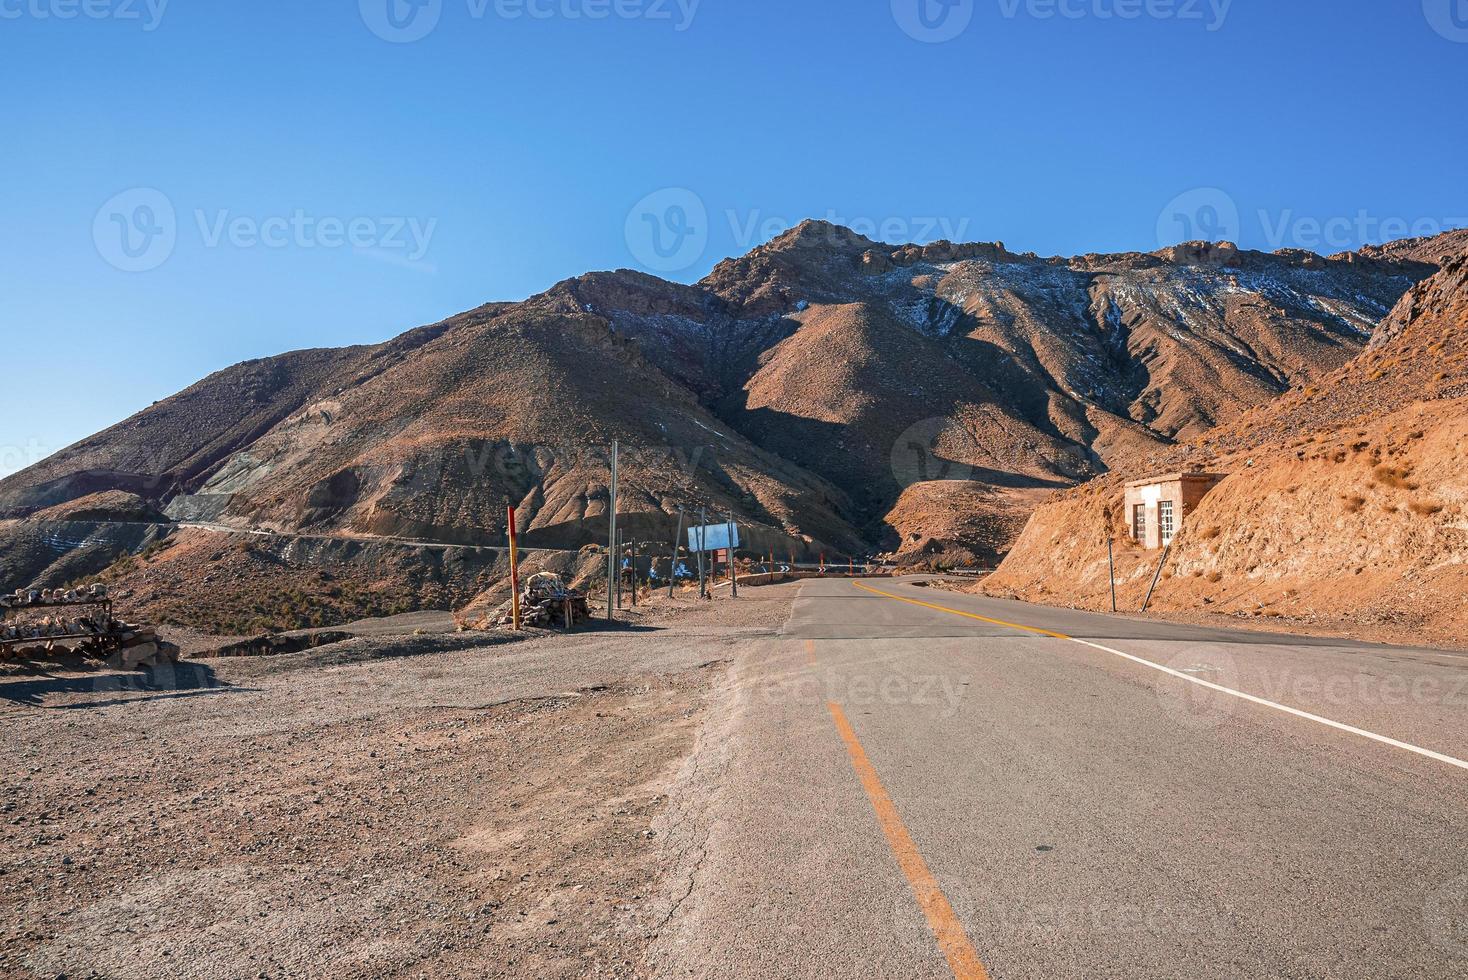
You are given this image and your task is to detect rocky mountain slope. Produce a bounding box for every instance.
[0,223,1454,626]
[982,246,1468,646]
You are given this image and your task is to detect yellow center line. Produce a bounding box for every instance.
[807,637,990,980]
[852,581,1071,638]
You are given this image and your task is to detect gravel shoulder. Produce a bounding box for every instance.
[0,583,802,979]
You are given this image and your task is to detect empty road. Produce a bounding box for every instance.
[651,577,1468,979]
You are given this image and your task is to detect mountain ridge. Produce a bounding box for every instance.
[2,222,1460,609]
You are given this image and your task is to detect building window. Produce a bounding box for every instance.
[1133,504,1146,542]
[1159,500,1175,546]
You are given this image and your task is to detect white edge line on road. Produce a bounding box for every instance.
[853,582,1468,774]
[1069,637,1468,773]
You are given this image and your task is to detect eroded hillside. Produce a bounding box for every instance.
[983,250,1468,645]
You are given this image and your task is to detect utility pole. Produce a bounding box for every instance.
[606,440,618,623]
[669,508,684,599]
[507,503,522,631]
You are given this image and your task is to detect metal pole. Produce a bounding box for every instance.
[616,530,624,610]
[507,503,521,631]
[606,440,618,622]
[670,508,685,599]
[727,514,738,598]
[630,535,638,608]
[697,506,707,599]
[1107,534,1117,613]
[1141,541,1173,613]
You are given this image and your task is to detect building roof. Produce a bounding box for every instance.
[1124,472,1230,490]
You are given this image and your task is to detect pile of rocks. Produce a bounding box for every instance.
[496,573,591,630]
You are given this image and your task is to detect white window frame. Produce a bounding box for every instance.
[1159,500,1176,546]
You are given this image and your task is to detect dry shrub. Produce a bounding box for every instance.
[1373,464,1415,489]
[1199,525,1221,540]
[1342,495,1366,514]
[1409,500,1445,517]
[1206,571,1224,583]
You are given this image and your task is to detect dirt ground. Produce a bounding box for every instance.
[0,583,800,980]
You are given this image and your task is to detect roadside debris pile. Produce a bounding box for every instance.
[495,573,591,629]
[1,583,179,669]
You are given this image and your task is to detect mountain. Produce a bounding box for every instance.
[982,241,1468,646]
[0,222,1454,629]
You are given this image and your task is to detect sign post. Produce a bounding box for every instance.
[606,441,618,622]
[689,519,740,598]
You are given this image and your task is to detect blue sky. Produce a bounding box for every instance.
[2,0,1466,477]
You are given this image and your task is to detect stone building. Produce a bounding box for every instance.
[1123,472,1227,550]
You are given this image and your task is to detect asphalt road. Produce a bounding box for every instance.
[650,577,1468,980]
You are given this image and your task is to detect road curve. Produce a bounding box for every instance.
[650,577,1468,979]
